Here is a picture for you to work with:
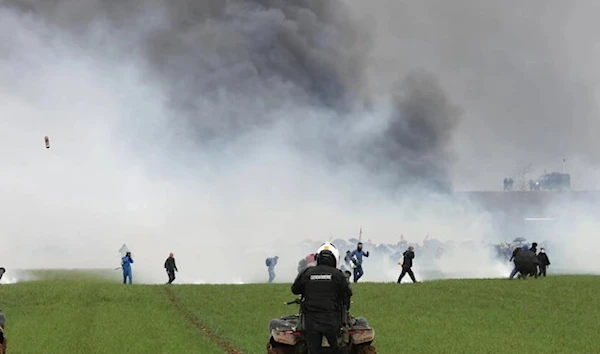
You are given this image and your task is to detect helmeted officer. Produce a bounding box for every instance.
[292,242,352,354]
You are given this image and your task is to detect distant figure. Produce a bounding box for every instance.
[349,242,370,283]
[121,251,134,284]
[266,256,278,283]
[297,258,307,273]
[537,248,551,277]
[503,178,508,191]
[305,253,317,268]
[509,247,521,279]
[508,178,514,190]
[298,253,317,274]
[514,247,539,279]
[340,250,353,275]
[0,268,5,282]
[529,179,535,191]
[339,250,355,276]
[164,252,178,284]
[529,242,539,275]
[344,250,352,266]
[397,246,418,283]
[529,242,538,255]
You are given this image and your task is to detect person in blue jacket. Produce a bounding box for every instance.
[266,256,278,283]
[122,251,134,284]
[349,242,370,283]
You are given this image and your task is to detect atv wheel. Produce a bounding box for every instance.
[352,344,377,354]
[293,341,307,354]
[266,342,294,354]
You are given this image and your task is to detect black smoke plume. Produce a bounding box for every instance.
[3,0,461,191]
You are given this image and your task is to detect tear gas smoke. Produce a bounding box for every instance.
[1,0,599,284]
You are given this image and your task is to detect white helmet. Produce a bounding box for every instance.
[316,242,340,268]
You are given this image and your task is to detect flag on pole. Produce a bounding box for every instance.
[118,244,130,257]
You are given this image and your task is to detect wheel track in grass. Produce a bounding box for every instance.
[165,287,243,354]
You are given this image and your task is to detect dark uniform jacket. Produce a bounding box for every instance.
[291,264,352,328]
[164,257,178,272]
[514,249,540,274]
[402,250,415,268]
[537,253,550,266]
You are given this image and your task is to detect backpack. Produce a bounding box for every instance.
[265,258,270,267]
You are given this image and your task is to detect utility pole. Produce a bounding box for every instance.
[519,162,533,191]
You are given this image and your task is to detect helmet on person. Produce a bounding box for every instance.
[316,242,340,268]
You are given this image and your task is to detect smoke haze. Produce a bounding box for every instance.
[1,0,599,284]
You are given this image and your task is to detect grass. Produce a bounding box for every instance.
[0,274,224,354]
[0,271,599,354]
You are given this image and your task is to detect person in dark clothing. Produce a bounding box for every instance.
[537,248,551,277]
[529,242,539,275]
[514,247,539,279]
[508,247,521,279]
[292,242,352,354]
[529,242,538,254]
[164,252,178,284]
[397,246,418,283]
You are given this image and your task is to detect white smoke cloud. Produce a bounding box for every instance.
[1,1,599,285]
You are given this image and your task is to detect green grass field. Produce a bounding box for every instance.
[0,271,598,354]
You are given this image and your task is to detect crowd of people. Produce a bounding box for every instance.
[284,240,424,352]
[114,236,551,286]
[267,240,421,285]
[503,177,515,190]
[111,234,554,353]
[508,242,551,279]
[276,237,553,351]
[264,235,554,284]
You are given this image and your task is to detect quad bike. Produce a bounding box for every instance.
[0,311,6,354]
[266,297,376,354]
[0,328,6,354]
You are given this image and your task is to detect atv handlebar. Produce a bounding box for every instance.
[285,298,302,305]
